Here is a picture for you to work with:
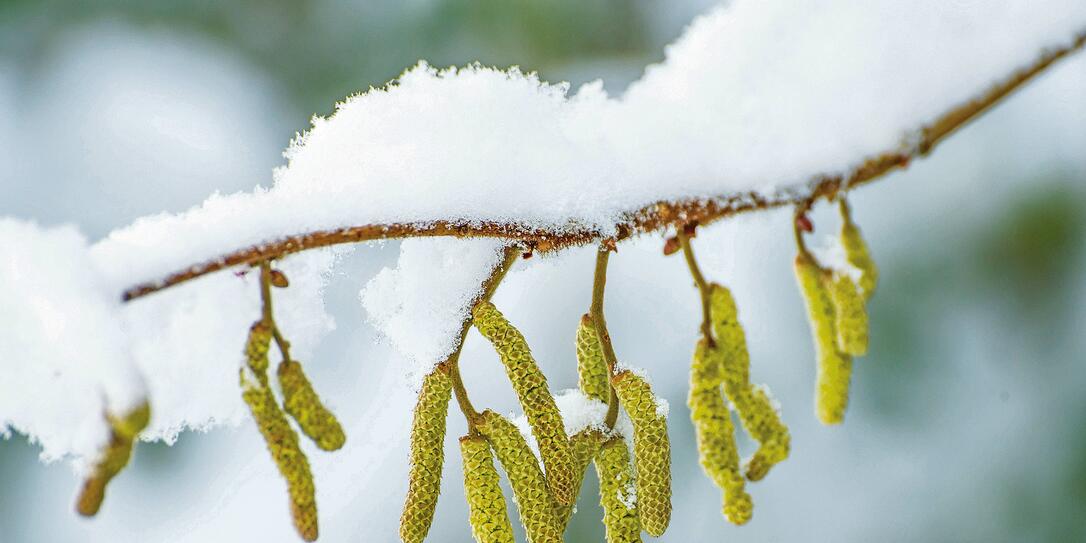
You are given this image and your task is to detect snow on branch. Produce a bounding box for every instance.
[106,1,1086,302]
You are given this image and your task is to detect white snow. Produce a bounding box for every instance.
[360,238,507,380]
[0,220,146,469]
[811,235,864,282]
[3,0,1085,467]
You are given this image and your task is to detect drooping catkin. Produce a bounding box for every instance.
[472,302,575,506]
[475,410,563,543]
[76,401,151,517]
[794,253,853,425]
[245,320,273,385]
[278,359,346,451]
[611,371,671,537]
[400,366,453,543]
[575,314,610,402]
[460,435,515,543]
[689,345,751,525]
[707,284,790,481]
[556,429,605,530]
[593,437,642,543]
[840,203,878,300]
[241,374,318,541]
[826,272,869,356]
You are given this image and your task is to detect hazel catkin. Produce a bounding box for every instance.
[575,314,610,402]
[826,272,869,356]
[241,373,318,541]
[460,435,516,543]
[593,437,642,543]
[707,284,790,481]
[611,370,671,537]
[794,253,853,425]
[278,359,346,451]
[475,410,563,543]
[75,401,151,517]
[400,366,453,543]
[472,302,575,506]
[840,202,879,300]
[688,346,751,525]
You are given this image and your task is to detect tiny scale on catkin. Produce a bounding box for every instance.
[611,370,672,537]
[476,410,563,543]
[472,302,576,506]
[794,253,853,425]
[460,435,516,543]
[76,401,151,517]
[594,437,642,543]
[400,366,453,543]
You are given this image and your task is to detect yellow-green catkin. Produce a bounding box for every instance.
[241,374,318,541]
[278,359,346,451]
[708,284,790,481]
[593,437,642,543]
[400,366,453,543]
[611,371,671,537]
[460,435,516,543]
[472,302,575,506]
[689,343,751,525]
[575,314,610,402]
[840,202,878,300]
[476,410,563,543]
[826,272,869,356]
[245,320,273,385]
[76,401,151,517]
[556,429,606,530]
[794,253,853,425]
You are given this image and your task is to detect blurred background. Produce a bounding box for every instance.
[1,1,1084,541]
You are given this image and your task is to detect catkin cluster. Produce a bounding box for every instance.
[709,284,791,482]
[794,202,878,425]
[472,302,576,506]
[611,370,671,537]
[400,366,453,543]
[76,401,151,517]
[238,299,346,543]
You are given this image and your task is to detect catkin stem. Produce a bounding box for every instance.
[677,230,714,348]
[590,246,621,429]
[448,246,520,431]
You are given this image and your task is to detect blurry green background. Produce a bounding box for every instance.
[1,1,1084,542]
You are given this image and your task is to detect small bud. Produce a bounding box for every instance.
[611,371,671,536]
[476,410,563,543]
[662,236,681,256]
[460,435,516,543]
[269,269,290,288]
[472,302,575,506]
[400,367,453,543]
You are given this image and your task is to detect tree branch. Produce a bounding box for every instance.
[121,32,1086,303]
